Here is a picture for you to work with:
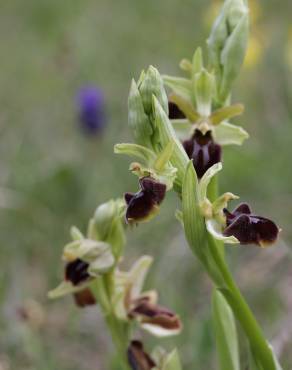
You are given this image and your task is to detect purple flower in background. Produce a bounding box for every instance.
[76,86,106,135]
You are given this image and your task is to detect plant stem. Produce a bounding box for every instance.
[207,235,276,370]
[91,277,131,370]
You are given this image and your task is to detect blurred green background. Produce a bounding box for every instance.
[0,0,291,369]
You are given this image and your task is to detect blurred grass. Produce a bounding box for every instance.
[0,0,291,369]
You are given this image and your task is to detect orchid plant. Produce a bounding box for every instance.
[49,1,283,369]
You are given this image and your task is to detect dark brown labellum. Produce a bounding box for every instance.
[168,101,186,119]
[73,288,96,307]
[127,340,156,370]
[183,130,221,178]
[125,177,166,223]
[65,259,90,286]
[223,203,279,246]
[130,300,181,331]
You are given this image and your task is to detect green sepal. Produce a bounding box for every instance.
[179,58,192,73]
[114,143,156,165]
[48,281,89,299]
[162,75,193,103]
[194,69,215,116]
[213,121,249,145]
[171,119,193,141]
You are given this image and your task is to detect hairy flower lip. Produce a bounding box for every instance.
[65,258,91,286]
[129,300,182,331]
[127,340,156,370]
[125,177,166,223]
[73,288,96,307]
[223,203,279,246]
[183,130,221,178]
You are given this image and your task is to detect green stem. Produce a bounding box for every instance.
[91,277,131,370]
[207,235,276,370]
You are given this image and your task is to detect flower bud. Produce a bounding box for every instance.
[125,177,166,223]
[223,203,279,246]
[76,86,106,135]
[207,0,249,102]
[139,66,168,116]
[183,130,221,178]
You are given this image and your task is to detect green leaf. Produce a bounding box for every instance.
[212,289,240,370]
[153,97,188,190]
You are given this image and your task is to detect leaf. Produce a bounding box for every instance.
[212,289,240,370]
[213,121,249,146]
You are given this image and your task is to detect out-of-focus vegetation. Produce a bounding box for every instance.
[0,0,291,369]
